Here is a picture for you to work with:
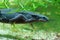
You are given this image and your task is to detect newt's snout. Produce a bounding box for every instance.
[39,16,49,22]
[36,15,49,22]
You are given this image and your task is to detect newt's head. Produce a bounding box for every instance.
[38,15,49,22]
[32,14,49,22]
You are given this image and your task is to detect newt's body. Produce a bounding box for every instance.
[0,9,49,24]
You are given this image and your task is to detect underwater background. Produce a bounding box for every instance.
[0,0,60,40]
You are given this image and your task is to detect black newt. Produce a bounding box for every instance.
[0,9,49,24]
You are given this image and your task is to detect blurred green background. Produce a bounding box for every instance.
[0,0,60,40]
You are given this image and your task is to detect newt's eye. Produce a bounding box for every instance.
[43,17,45,19]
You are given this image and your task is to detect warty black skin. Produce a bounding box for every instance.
[0,9,49,24]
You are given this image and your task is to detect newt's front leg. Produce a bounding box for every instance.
[9,14,33,22]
